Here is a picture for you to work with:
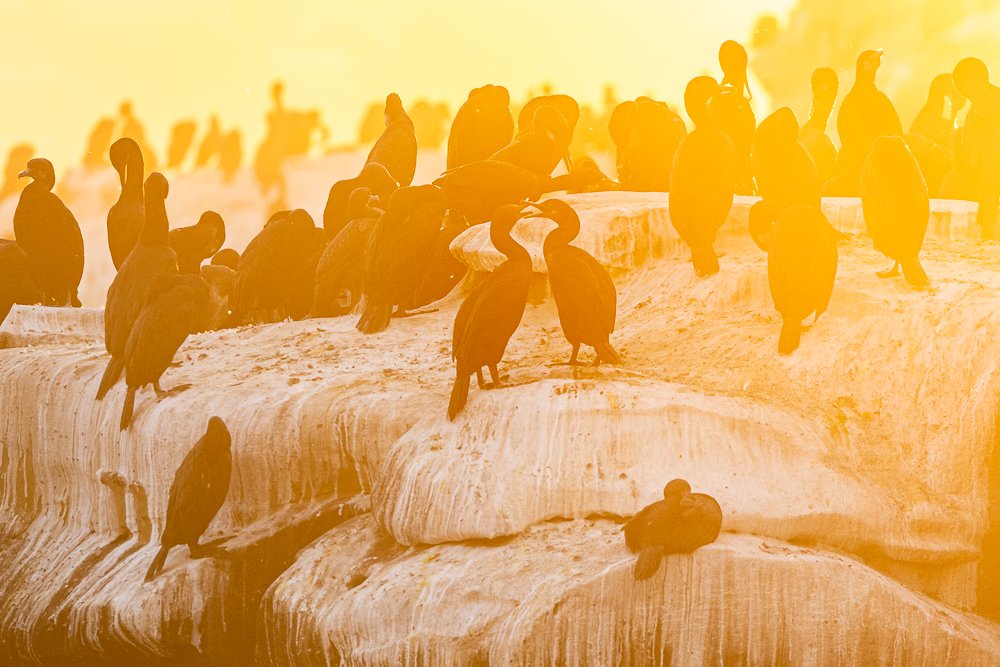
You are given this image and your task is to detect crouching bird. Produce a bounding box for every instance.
[525,199,622,365]
[120,273,209,430]
[145,416,232,581]
[623,479,722,580]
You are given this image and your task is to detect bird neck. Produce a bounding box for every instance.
[123,152,144,196]
[138,196,169,246]
[807,96,834,129]
[26,178,53,194]
[544,218,580,253]
[925,93,946,118]
[492,226,530,264]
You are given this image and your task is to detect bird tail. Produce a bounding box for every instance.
[144,545,169,582]
[96,356,124,400]
[120,387,136,431]
[356,301,392,334]
[778,318,801,355]
[901,257,929,288]
[447,370,470,421]
[594,339,623,365]
[690,244,719,277]
[70,291,81,308]
[633,546,665,581]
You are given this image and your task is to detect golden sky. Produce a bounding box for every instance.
[1,1,796,168]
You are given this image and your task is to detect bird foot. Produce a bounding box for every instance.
[394,308,438,319]
[484,375,510,389]
[548,360,589,367]
[156,384,192,400]
[876,263,900,279]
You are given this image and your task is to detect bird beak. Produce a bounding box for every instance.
[17,169,31,179]
[562,151,573,173]
[520,202,544,219]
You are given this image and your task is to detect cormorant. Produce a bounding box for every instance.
[433,159,544,225]
[525,199,621,365]
[405,209,470,310]
[166,120,197,170]
[799,68,839,187]
[365,93,418,187]
[0,240,40,325]
[490,104,572,176]
[669,77,737,276]
[911,73,965,149]
[952,57,1000,237]
[623,479,723,581]
[210,248,240,270]
[447,85,514,170]
[97,172,179,400]
[448,204,532,420]
[516,95,580,141]
[169,211,226,274]
[860,136,930,287]
[13,158,84,306]
[713,40,756,194]
[323,162,398,239]
[145,416,232,581]
[609,97,687,192]
[107,138,146,270]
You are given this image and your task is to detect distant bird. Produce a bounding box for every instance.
[623,479,722,581]
[516,95,580,141]
[832,50,902,195]
[433,159,544,225]
[357,185,448,333]
[609,97,687,192]
[107,138,146,270]
[525,199,621,365]
[712,40,756,194]
[448,204,532,420]
[145,416,232,582]
[120,273,209,430]
[166,120,197,170]
[764,206,838,354]
[447,84,514,170]
[13,158,84,306]
[365,93,418,187]
[323,162,398,239]
[799,68,839,187]
[0,240,40,325]
[312,187,384,318]
[860,136,930,287]
[210,248,240,271]
[169,211,226,274]
[669,77,738,276]
[97,172,179,400]
[232,209,322,323]
[490,104,572,176]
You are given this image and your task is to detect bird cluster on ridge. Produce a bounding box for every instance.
[2,41,998,582]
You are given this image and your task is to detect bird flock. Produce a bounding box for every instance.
[1,40,997,580]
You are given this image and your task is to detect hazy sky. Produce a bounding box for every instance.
[0,1,795,168]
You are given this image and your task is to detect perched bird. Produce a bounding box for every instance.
[145,416,232,582]
[120,273,209,430]
[232,209,323,323]
[951,57,1000,236]
[832,50,902,195]
[609,97,687,192]
[0,240,40,325]
[447,85,514,170]
[433,159,544,225]
[860,136,930,287]
[311,187,384,318]
[910,73,965,150]
[210,248,240,270]
[323,162,398,239]
[525,199,621,365]
[490,104,572,176]
[13,158,84,306]
[165,120,198,170]
[169,211,226,274]
[107,138,145,270]
[764,206,839,354]
[357,185,448,333]
[365,93,418,187]
[200,263,236,331]
[669,77,738,276]
[712,40,756,194]
[516,95,580,141]
[799,68,839,187]
[623,479,723,581]
[448,204,532,420]
[97,172,179,400]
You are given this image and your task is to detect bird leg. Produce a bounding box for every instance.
[188,541,208,559]
[476,368,487,389]
[877,262,900,278]
[485,364,509,389]
[394,308,439,318]
[549,344,588,366]
[155,382,192,399]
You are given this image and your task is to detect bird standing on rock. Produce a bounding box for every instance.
[609,97,687,192]
[712,40,756,194]
[800,68,839,187]
[13,158,84,306]
[145,416,232,582]
[525,199,621,366]
[490,104,572,177]
[0,240,40,325]
[447,84,514,170]
[433,159,544,225]
[365,93,418,187]
[107,138,145,271]
[623,479,722,581]
[448,204,533,420]
[323,162,398,240]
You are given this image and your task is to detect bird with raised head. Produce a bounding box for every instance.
[365,93,418,187]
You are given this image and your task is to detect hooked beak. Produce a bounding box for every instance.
[562,151,573,173]
[17,168,31,179]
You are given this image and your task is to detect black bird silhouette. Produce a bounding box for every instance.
[145,416,232,582]
[232,209,323,323]
[169,211,226,274]
[516,94,580,142]
[669,77,737,276]
[211,248,240,270]
[107,138,145,270]
[365,93,418,187]
[860,136,930,287]
[120,273,209,430]
[13,158,84,306]
[323,162,398,239]
[405,210,470,310]
[763,206,839,354]
[447,84,514,170]
[448,204,532,420]
[312,187,384,318]
[0,240,40,325]
[525,199,621,365]
[911,73,964,150]
[951,57,1000,236]
[712,40,756,194]
[623,479,723,581]
[491,104,572,177]
[357,185,448,333]
[97,172,179,400]
[609,97,687,192]
[800,68,839,187]
[434,159,544,225]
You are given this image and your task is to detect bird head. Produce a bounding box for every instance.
[205,416,232,449]
[385,93,405,125]
[522,198,577,226]
[197,211,226,254]
[718,40,751,98]
[810,68,839,104]
[489,203,530,236]
[109,138,140,186]
[663,479,692,500]
[856,50,884,80]
[143,171,169,201]
[684,76,721,126]
[953,57,990,102]
[18,157,55,189]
